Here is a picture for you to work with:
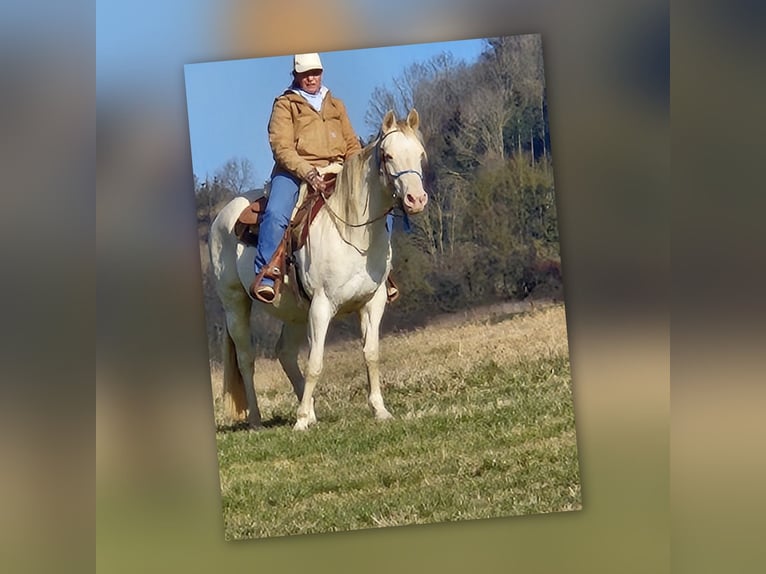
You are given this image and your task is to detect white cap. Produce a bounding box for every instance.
[293,53,323,74]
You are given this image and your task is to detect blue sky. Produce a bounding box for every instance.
[184,39,487,186]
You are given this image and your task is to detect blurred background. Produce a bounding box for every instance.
[98,0,671,569]
[0,0,752,571]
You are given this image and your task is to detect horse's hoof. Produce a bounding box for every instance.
[293,419,311,431]
[248,423,265,432]
[375,410,393,421]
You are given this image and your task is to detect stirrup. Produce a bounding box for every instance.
[250,273,277,303]
[386,275,399,303]
[253,284,275,303]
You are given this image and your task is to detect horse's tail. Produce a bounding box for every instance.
[222,323,249,419]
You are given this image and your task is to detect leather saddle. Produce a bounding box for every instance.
[234,175,337,303]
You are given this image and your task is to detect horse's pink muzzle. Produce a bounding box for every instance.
[403,190,428,214]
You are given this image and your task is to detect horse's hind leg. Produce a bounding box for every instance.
[224,301,262,429]
[276,322,315,425]
[359,288,393,421]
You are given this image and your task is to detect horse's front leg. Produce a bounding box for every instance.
[276,322,315,425]
[359,286,393,421]
[295,294,333,430]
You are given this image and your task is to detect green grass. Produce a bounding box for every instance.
[213,305,581,539]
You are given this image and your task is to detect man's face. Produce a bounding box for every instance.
[296,69,323,94]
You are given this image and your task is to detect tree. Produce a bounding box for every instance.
[362,36,560,309]
[481,35,547,160]
[215,157,255,195]
[449,81,512,166]
[364,52,465,137]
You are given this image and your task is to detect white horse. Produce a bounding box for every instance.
[209,109,428,430]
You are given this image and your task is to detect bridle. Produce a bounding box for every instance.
[378,129,425,187]
[320,129,425,229]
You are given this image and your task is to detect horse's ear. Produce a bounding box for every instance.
[382,110,397,133]
[406,108,420,131]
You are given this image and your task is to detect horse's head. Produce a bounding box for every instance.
[378,109,429,215]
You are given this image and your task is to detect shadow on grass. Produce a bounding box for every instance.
[216,415,293,433]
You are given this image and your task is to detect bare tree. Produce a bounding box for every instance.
[364,52,463,136]
[482,35,546,160]
[215,157,255,195]
[451,82,512,166]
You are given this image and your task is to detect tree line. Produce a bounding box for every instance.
[195,36,563,358]
[364,35,561,325]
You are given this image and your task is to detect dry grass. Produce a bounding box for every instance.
[208,302,581,539]
[209,302,569,425]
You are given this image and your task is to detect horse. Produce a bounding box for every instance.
[208,109,428,431]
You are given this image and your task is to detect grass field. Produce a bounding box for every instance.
[210,302,581,539]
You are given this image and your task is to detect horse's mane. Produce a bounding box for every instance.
[331,142,374,224]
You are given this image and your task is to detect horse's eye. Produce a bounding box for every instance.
[384,153,393,161]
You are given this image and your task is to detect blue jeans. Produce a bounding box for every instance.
[254,172,301,287]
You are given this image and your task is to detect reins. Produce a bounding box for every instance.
[319,128,420,229]
[319,190,393,228]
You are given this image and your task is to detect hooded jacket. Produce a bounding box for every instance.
[268,89,362,180]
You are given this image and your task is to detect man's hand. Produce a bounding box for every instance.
[306,168,327,193]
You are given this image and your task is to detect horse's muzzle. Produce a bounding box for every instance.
[403,190,428,214]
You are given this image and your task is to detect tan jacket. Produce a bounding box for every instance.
[268,90,362,180]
